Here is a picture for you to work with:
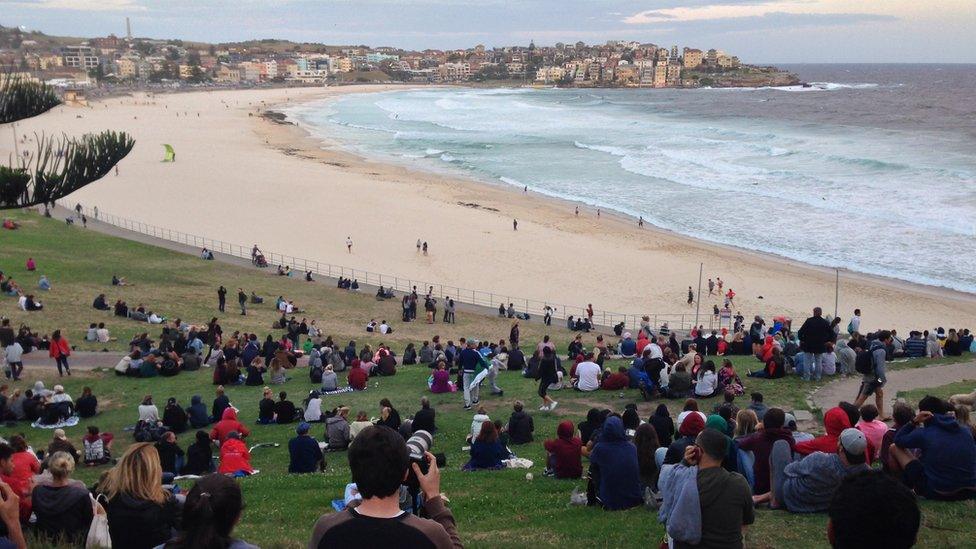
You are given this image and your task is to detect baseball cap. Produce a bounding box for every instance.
[784,413,798,431]
[839,428,867,455]
[297,422,311,435]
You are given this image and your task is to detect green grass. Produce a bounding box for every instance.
[899,380,976,407]
[3,209,976,548]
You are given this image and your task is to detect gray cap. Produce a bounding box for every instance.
[839,428,867,455]
[784,413,797,431]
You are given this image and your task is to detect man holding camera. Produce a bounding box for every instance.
[308,425,462,549]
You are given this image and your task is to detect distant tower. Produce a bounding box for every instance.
[126,17,132,40]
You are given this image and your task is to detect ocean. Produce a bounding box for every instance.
[286,64,976,294]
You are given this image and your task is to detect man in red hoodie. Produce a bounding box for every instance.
[217,431,253,475]
[347,360,368,391]
[210,407,250,444]
[543,420,583,479]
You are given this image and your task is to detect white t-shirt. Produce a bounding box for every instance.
[379,324,391,334]
[575,361,601,392]
[644,342,663,360]
[96,328,111,343]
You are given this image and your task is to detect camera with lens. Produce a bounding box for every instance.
[403,430,446,493]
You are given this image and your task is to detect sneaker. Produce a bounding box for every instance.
[539,405,549,411]
[548,401,558,411]
[463,405,472,411]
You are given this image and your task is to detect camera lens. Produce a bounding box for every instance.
[405,430,433,460]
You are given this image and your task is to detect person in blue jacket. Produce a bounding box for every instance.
[466,421,507,470]
[289,422,326,473]
[890,396,976,500]
[588,415,642,510]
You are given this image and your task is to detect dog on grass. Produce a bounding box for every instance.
[948,389,976,408]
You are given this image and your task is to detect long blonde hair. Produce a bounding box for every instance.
[734,409,759,438]
[101,442,169,505]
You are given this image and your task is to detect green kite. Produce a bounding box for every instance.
[162,144,176,162]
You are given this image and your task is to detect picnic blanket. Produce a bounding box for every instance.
[31,416,80,429]
[323,387,355,396]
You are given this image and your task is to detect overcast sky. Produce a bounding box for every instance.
[3,0,975,63]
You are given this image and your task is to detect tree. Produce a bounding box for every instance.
[0,73,134,209]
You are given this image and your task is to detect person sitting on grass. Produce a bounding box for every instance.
[211,407,250,444]
[600,367,630,391]
[217,432,253,476]
[102,443,180,549]
[347,360,368,391]
[186,395,210,429]
[665,363,693,399]
[544,420,582,479]
[162,397,188,433]
[289,422,326,474]
[507,401,534,445]
[412,397,437,434]
[737,408,796,497]
[465,421,507,470]
[880,402,915,473]
[182,431,215,476]
[30,451,93,546]
[304,391,324,423]
[430,360,454,394]
[855,404,888,459]
[154,431,184,476]
[275,392,298,424]
[161,473,257,549]
[321,364,338,392]
[82,426,113,466]
[633,423,660,491]
[307,425,459,547]
[76,386,98,418]
[694,360,720,398]
[326,407,352,451]
[827,470,920,549]
[258,387,277,425]
[889,395,976,500]
[588,415,642,510]
[758,427,870,512]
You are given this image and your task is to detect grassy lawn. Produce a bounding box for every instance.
[899,380,976,407]
[2,209,975,548]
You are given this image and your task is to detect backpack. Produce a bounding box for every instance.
[854,349,874,375]
[847,320,856,335]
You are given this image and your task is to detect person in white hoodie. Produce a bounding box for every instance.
[469,406,491,442]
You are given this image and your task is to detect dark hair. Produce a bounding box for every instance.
[724,391,735,404]
[164,474,242,549]
[653,404,670,419]
[751,392,763,403]
[837,402,860,428]
[696,428,728,460]
[347,426,409,499]
[828,470,919,549]
[859,404,879,422]
[9,435,27,453]
[0,443,13,462]
[918,395,947,415]
[892,402,915,428]
[622,407,641,431]
[634,423,659,478]
[683,399,699,412]
[763,408,786,429]
[718,406,733,423]
[195,431,210,445]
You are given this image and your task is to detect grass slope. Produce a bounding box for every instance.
[2,210,975,548]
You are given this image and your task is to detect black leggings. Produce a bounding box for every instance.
[538,379,553,399]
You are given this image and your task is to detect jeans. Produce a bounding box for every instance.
[487,364,502,393]
[803,352,824,381]
[769,439,793,504]
[462,372,479,407]
[55,355,70,376]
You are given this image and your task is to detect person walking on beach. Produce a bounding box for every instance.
[513,219,518,231]
[93,206,99,219]
[416,239,422,253]
[708,278,715,296]
[687,286,694,306]
[423,242,428,256]
[638,216,644,228]
[586,304,594,323]
[717,277,723,293]
[725,288,736,307]
[50,330,71,377]
[238,288,247,316]
[597,209,601,218]
[575,206,579,217]
[346,237,353,253]
[217,286,227,313]
[848,309,862,335]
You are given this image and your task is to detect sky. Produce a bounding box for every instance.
[2,0,975,63]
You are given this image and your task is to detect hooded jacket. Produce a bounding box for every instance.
[796,407,849,456]
[507,410,534,444]
[737,427,795,495]
[326,415,351,449]
[543,421,582,479]
[589,416,642,510]
[186,395,209,428]
[104,492,179,549]
[348,365,368,390]
[31,483,94,543]
[210,407,250,443]
[781,451,869,513]
[218,437,253,474]
[894,413,976,496]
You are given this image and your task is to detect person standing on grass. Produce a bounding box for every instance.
[537,347,558,411]
[798,307,833,382]
[853,330,891,421]
[49,330,71,377]
[217,286,227,313]
[238,288,247,316]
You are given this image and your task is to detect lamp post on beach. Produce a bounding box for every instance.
[694,262,703,329]
[834,268,840,319]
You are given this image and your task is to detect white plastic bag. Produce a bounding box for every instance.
[86,498,111,549]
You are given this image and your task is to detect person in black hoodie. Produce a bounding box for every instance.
[211,387,230,422]
[507,401,534,444]
[154,431,185,475]
[162,397,188,433]
[258,387,276,424]
[185,395,209,428]
[182,431,214,475]
[31,450,93,545]
[274,391,297,424]
[797,306,834,382]
[76,386,98,417]
[412,397,437,433]
[102,442,181,549]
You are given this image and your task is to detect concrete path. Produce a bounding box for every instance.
[810,360,976,412]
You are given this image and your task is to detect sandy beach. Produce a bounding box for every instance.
[3,85,973,332]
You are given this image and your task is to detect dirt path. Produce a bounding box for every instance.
[810,360,976,411]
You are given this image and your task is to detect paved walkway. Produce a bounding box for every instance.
[810,360,976,412]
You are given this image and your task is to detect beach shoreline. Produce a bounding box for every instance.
[3,85,973,332]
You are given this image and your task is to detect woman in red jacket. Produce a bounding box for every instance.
[49,330,71,377]
[217,432,253,475]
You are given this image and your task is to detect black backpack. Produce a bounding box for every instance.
[854,349,874,375]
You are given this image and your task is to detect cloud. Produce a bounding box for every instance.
[624,1,890,25]
[2,0,145,11]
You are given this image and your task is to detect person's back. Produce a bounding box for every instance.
[544,420,582,479]
[781,450,869,513]
[413,406,436,433]
[894,412,976,496]
[589,416,641,510]
[105,491,178,549]
[327,414,351,449]
[508,408,534,444]
[321,370,338,392]
[289,427,323,473]
[32,481,93,543]
[275,398,297,424]
[679,462,752,549]
[576,361,601,392]
[183,435,214,475]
